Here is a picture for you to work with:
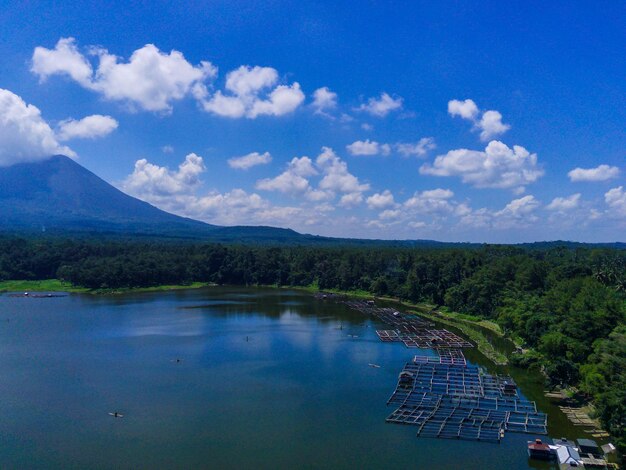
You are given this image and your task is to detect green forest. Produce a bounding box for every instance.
[1,236,624,453]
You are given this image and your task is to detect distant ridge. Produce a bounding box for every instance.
[0,156,623,248]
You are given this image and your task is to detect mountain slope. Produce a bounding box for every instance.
[0,155,217,236]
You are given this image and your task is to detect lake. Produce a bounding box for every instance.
[0,287,573,469]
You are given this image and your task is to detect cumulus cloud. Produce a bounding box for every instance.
[339,192,364,208]
[357,92,403,117]
[256,156,316,194]
[56,114,118,141]
[161,145,174,154]
[478,110,510,141]
[201,65,304,118]
[448,99,479,120]
[497,195,540,218]
[365,187,470,230]
[448,98,510,141]
[228,151,272,170]
[256,147,370,207]
[316,147,370,195]
[0,88,75,166]
[546,193,581,211]
[366,190,396,210]
[122,153,205,197]
[460,195,541,229]
[568,164,620,182]
[31,37,93,87]
[118,154,335,228]
[312,87,337,114]
[346,139,391,156]
[605,186,626,217]
[395,138,436,157]
[403,188,459,215]
[32,38,216,112]
[420,140,543,191]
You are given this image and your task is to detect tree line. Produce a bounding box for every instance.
[1,236,624,453]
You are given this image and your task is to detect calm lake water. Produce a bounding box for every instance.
[0,287,580,469]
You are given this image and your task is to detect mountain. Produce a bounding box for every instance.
[0,155,224,237]
[0,155,393,244]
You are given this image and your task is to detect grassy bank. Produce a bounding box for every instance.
[0,279,210,295]
[0,279,90,293]
[405,307,509,365]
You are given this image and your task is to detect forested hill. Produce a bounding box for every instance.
[1,236,625,456]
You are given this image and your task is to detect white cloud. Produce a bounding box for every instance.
[366,190,396,210]
[605,186,626,217]
[119,154,308,227]
[256,156,316,194]
[357,92,403,117]
[460,195,541,229]
[31,37,93,87]
[228,151,272,170]
[162,145,174,154]
[403,188,457,215]
[56,114,118,141]
[0,88,75,166]
[420,140,543,191]
[448,99,510,141]
[32,38,216,112]
[258,147,370,205]
[546,193,581,211]
[395,138,436,157]
[316,147,370,194]
[201,65,305,118]
[346,139,391,156]
[339,192,363,208]
[448,99,479,120]
[497,195,540,218]
[312,87,337,114]
[248,83,305,118]
[568,164,621,182]
[122,153,205,197]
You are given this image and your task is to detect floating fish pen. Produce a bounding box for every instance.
[343,301,434,329]
[376,329,473,349]
[414,348,467,366]
[386,362,547,443]
[341,300,471,348]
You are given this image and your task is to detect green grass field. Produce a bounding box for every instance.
[0,279,209,294]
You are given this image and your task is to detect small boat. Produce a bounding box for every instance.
[368,363,381,368]
[108,412,124,418]
[528,439,555,460]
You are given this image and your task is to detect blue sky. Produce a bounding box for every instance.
[0,1,624,242]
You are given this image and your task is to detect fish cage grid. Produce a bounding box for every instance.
[376,329,473,349]
[422,348,467,366]
[385,362,547,441]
